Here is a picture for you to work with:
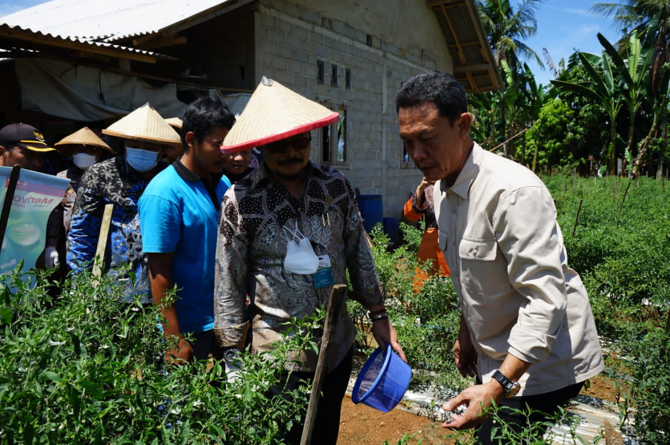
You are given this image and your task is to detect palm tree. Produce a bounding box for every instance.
[592,1,670,177]
[598,28,655,174]
[478,0,546,69]
[552,49,624,175]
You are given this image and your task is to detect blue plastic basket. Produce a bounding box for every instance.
[352,344,412,413]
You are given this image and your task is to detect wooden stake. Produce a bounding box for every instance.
[0,165,21,256]
[616,179,632,228]
[300,284,348,445]
[571,198,583,238]
[92,204,114,280]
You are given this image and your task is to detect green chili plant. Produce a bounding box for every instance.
[0,265,316,444]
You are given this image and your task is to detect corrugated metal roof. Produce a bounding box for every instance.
[0,23,175,61]
[0,0,234,42]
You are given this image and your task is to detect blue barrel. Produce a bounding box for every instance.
[356,195,383,234]
[383,217,399,245]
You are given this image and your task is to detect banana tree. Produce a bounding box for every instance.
[598,19,657,175]
[552,51,624,175]
[633,64,670,177]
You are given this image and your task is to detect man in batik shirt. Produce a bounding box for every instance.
[67,104,181,303]
[214,77,405,445]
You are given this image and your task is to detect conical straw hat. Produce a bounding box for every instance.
[103,103,181,144]
[221,77,340,153]
[165,117,183,130]
[55,127,113,153]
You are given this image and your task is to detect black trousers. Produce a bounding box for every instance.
[475,381,584,445]
[268,347,354,445]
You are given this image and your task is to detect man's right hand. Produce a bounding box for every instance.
[454,317,477,378]
[166,338,194,366]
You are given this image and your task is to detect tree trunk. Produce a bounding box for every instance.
[624,117,635,177]
[658,108,667,180]
[634,123,657,179]
[608,121,617,176]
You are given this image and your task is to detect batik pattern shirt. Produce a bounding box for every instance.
[46,166,84,249]
[67,155,165,303]
[214,162,384,372]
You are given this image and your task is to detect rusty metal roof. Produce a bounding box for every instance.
[0,0,237,43]
[428,0,503,93]
[0,23,175,63]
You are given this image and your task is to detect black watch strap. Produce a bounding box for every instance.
[492,370,520,398]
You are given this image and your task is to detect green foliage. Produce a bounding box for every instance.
[349,223,469,392]
[0,267,316,444]
[546,174,670,441]
[626,327,670,442]
[526,99,575,171]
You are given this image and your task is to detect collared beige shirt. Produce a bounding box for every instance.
[434,143,603,396]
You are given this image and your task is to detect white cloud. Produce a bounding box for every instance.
[562,8,594,17]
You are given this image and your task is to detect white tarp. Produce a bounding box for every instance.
[15,58,187,121]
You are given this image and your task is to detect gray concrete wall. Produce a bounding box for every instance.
[254,0,453,220]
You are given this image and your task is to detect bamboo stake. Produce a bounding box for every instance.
[300,284,348,445]
[571,197,584,238]
[616,179,632,228]
[92,204,114,281]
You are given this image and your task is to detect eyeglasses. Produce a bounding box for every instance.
[265,136,311,154]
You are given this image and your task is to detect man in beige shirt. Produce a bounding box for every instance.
[395,71,603,443]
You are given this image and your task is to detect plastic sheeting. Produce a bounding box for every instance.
[15,58,187,122]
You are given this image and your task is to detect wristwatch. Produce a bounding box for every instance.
[492,370,521,398]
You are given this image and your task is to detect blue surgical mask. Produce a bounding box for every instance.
[125,146,160,172]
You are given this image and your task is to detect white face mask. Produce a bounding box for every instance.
[72,153,97,169]
[284,237,319,274]
[125,146,160,172]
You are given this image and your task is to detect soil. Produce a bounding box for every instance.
[579,373,629,402]
[336,374,626,444]
[338,395,458,445]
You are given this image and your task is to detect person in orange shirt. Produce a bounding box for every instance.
[404,177,450,290]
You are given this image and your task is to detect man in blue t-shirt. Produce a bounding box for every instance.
[139,97,235,364]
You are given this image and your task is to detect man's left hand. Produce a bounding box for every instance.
[371,318,407,363]
[441,380,504,430]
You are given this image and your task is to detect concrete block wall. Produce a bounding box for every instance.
[255,0,448,219]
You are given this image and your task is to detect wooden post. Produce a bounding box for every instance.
[616,179,632,229]
[300,284,348,445]
[0,165,21,256]
[92,204,114,280]
[571,198,583,238]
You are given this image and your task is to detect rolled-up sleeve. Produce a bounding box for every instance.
[213,190,249,348]
[493,186,567,364]
[343,179,384,308]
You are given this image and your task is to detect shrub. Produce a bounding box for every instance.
[350,224,469,393]
[0,266,315,444]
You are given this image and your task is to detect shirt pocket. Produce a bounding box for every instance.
[459,239,497,261]
[458,238,508,298]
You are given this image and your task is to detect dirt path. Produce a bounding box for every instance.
[337,374,625,444]
[338,395,458,445]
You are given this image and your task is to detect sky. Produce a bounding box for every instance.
[1,0,620,87]
[525,0,620,87]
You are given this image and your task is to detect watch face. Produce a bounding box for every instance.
[507,383,521,398]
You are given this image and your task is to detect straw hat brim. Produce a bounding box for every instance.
[102,129,182,145]
[103,103,181,145]
[221,112,339,153]
[165,117,183,130]
[55,128,114,153]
